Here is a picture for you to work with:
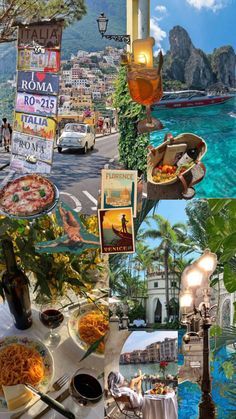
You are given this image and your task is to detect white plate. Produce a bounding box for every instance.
[68,303,108,359]
[0,335,54,414]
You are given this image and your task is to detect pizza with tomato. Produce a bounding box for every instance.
[0,174,56,217]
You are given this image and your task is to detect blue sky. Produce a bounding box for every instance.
[140,200,189,249]
[122,331,177,352]
[150,0,236,54]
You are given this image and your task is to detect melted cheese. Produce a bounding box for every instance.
[2,384,33,411]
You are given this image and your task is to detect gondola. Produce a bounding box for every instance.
[112,225,132,241]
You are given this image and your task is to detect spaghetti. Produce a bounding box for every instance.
[0,344,45,390]
[78,310,109,353]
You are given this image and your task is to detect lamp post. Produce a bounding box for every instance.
[180,249,218,419]
[97,13,130,44]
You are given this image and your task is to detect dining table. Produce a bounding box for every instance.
[142,391,178,419]
[0,301,104,419]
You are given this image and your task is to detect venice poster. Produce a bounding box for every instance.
[98,208,135,254]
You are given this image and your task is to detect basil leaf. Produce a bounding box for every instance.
[22,186,30,191]
[39,189,46,198]
[12,194,19,202]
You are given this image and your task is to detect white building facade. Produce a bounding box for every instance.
[146,264,179,325]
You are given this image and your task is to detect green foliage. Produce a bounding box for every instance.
[113,66,149,174]
[222,361,235,380]
[186,199,236,294]
[0,0,87,44]
[210,325,222,338]
[128,303,146,322]
[0,214,102,299]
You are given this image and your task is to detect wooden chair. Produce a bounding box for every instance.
[113,394,143,418]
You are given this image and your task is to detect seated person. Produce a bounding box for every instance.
[108,371,144,410]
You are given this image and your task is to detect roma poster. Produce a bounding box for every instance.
[101,169,138,217]
[98,208,135,254]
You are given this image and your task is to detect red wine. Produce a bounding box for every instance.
[73,374,102,401]
[40,309,64,329]
[1,239,32,330]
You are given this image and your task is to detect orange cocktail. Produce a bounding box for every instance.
[127,68,163,106]
[127,65,164,133]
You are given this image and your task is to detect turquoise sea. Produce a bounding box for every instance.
[151,96,236,197]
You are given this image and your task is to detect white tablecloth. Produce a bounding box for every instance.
[142,392,178,419]
[0,302,104,419]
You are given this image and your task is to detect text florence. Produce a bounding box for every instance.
[21,80,54,94]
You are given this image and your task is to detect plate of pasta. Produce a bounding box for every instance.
[0,336,54,413]
[68,303,109,358]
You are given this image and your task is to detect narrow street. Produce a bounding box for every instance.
[0,132,119,215]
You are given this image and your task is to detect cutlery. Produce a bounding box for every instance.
[10,374,70,419]
[33,389,70,419]
[25,384,75,419]
[52,374,70,391]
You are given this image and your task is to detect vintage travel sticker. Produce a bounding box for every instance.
[35,203,100,255]
[15,92,58,117]
[18,23,62,49]
[101,169,138,217]
[17,72,59,96]
[98,208,135,254]
[18,48,60,73]
[10,155,52,174]
[11,132,54,165]
[14,112,56,140]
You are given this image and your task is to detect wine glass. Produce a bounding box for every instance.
[127,67,164,134]
[69,368,103,417]
[39,301,64,348]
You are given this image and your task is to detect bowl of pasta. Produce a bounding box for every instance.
[68,303,109,358]
[0,336,54,413]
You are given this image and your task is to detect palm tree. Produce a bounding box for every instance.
[141,214,187,322]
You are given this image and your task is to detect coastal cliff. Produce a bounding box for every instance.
[163,26,236,90]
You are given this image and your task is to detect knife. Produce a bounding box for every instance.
[25,384,75,419]
[33,389,70,419]
[11,389,70,419]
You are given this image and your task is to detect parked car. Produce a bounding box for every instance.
[57,123,95,154]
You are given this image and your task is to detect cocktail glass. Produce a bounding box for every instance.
[127,66,164,134]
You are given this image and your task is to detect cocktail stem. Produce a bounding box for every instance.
[146,105,154,126]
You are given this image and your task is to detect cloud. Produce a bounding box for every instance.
[150,17,167,49]
[186,0,228,12]
[155,5,167,14]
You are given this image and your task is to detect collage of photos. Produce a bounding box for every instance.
[0,1,235,419]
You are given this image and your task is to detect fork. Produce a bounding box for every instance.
[52,374,70,391]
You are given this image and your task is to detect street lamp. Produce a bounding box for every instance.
[97,12,130,44]
[180,250,218,419]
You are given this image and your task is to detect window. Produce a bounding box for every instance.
[171,281,177,287]
[154,282,158,288]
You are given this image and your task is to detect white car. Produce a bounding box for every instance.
[57,123,95,154]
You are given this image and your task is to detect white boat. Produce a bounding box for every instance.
[153,90,234,109]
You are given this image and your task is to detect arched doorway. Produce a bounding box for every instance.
[222,298,231,327]
[154,298,162,323]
